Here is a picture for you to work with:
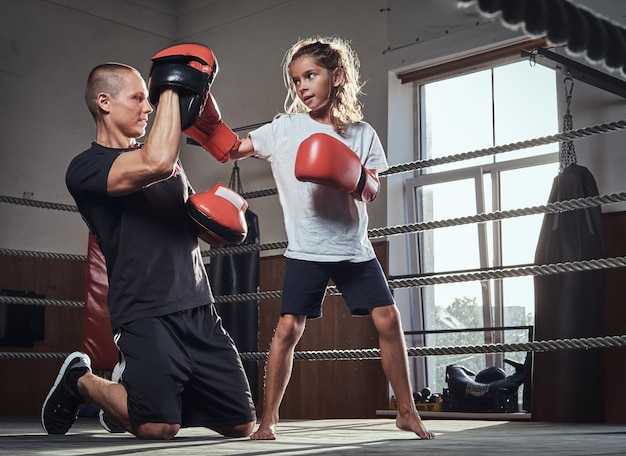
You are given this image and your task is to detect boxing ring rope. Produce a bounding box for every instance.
[3,190,626,259]
[0,195,79,212]
[2,119,626,362]
[234,119,626,178]
[3,118,626,259]
[383,120,626,174]
[0,248,86,262]
[0,295,83,308]
[2,255,625,305]
[203,191,626,256]
[3,334,626,362]
[2,118,624,208]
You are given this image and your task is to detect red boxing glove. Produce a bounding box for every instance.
[184,92,241,163]
[295,133,380,202]
[186,183,248,245]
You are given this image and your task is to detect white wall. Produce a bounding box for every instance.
[1,0,625,261]
[1,0,176,254]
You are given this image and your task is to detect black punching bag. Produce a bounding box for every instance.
[533,163,606,422]
[211,163,260,404]
[211,209,260,403]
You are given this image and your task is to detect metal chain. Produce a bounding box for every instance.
[228,161,245,195]
[560,75,577,171]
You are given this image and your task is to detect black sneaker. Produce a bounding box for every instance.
[99,409,126,433]
[98,362,126,434]
[41,351,91,435]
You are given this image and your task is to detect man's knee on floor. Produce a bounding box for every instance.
[133,422,180,440]
[212,420,255,438]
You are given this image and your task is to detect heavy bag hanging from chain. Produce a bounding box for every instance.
[533,76,605,422]
[210,161,260,403]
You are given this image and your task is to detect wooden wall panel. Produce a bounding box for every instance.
[0,255,86,417]
[0,241,390,419]
[602,212,626,423]
[7,212,622,423]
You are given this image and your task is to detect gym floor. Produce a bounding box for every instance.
[2,416,625,455]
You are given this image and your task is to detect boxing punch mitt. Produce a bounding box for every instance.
[186,183,248,245]
[295,133,380,202]
[149,43,218,130]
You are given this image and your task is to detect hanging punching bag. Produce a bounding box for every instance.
[210,163,260,404]
[82,232,118,371]
[533,163,606,422]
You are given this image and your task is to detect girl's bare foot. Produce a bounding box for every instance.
[396,411,435,439]
[250,422,277,440]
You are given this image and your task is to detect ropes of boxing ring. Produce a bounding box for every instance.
[2,250,626,361]
[3,334,626,361]
[3,191,626,259]
[2,119,625,211]
[2,119,626,361]
[2,255,625,308]
[3,118,626,258]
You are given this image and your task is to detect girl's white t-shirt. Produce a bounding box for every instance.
[249,113,388,262]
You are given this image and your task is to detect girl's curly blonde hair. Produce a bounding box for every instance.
[282,36,364,133]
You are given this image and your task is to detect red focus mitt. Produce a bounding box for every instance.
[186,183,248,245]
[295,133,380,202]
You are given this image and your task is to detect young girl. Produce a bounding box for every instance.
[231,36,435,441]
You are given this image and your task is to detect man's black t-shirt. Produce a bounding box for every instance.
[66,142,212,329]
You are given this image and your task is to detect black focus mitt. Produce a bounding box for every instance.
[148,43,218,130]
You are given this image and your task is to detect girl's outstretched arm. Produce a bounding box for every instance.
[229,135,255,160]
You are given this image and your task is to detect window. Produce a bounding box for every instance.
[403,59,559,399]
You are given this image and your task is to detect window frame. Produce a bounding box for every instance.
[394,39,559,394]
